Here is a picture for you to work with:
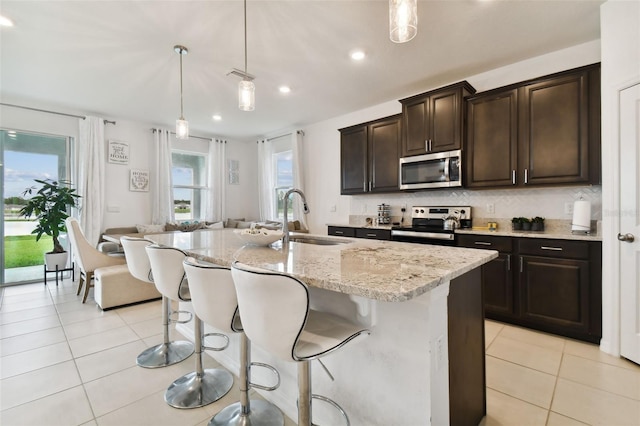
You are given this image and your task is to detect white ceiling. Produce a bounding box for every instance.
[0,0,603,141]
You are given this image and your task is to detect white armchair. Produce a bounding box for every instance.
[65,218,126,303]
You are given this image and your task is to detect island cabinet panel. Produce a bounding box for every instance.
[457,234,602,343]
[465,63,601,189]
[400,81,476,157]
[339,114,401,195]
[448,267,486,426]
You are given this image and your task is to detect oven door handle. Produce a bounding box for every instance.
[391,230,455,241]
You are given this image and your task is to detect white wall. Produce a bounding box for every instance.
[0,99,259,230]
[599,0,640,356]
[302,40,602,234]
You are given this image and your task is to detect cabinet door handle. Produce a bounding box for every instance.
[366,233,377,238]
[429,139,432,152]
[334,231,344,235]
[524,168,529,184]
[507,254,511,271]
[369,181,372,192]
[363,181,367,192]
[474,242,492,246]
[541,246,563,251]
[425,140,429,152]
[512,170,516,185]
[519,257,523,273]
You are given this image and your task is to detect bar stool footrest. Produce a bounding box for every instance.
[202,332,230,351]
[249,362,281,391]
[170,309,193,324]
[311,394,350,426]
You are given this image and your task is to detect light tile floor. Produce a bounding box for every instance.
[1,278,639,426]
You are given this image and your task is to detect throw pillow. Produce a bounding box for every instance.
[235,221,253,229]
[136,224,165,234]
[206,221,224,229]
[225,218,245,228]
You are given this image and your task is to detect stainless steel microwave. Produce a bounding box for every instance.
[399,149,462,190]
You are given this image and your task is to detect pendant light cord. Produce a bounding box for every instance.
[179,50,184,119]
[243,0,248,75]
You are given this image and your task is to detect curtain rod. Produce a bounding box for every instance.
[0,102,116,125]
[262,130,305,142]
[150,128,216,142]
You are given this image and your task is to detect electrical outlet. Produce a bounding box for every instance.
[565,202,574,215]
[329,205,336,212]
[486,203,495,214]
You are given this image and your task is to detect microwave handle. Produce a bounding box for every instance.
[444,157,450,181]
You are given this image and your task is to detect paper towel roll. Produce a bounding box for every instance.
[571,200,591,232]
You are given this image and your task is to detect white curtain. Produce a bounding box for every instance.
[257,139,275,220]
[77,116,105,246]
[206,139,226,222]
[151,129,174,225]
[291,130,307,229]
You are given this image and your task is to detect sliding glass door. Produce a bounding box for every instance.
[1,129,70,286]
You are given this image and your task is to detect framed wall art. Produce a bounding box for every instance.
[228,159,240,185]
[108,140,129,165]
[129,169,149,192]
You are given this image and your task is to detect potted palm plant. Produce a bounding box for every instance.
[19,179,80,270]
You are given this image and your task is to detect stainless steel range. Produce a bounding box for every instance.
[391,206,471,245]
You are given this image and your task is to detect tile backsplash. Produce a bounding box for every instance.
[349,185,602,222]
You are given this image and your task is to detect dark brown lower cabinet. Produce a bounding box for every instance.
[458,234,601,343]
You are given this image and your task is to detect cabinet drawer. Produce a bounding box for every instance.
[518,239,589,260]
[457,234,512,252]
[328,226,355,237]
[355,228,391,240]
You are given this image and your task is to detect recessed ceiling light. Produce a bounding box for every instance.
[212,115,222,121]
[279,86,291,94]
[0,15,14,27]
[351,50,366,61]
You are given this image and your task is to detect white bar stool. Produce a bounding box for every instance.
[183,258,284,426]
[146,245,233,409]
[121,237,194,368]
[231,261,370,426]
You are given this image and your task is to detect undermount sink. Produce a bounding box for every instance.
[289,236,350,246]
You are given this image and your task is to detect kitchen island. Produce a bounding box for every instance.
[148,229,498,426]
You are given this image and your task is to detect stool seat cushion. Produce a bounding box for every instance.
[94,264,162,310]
[294,310,369,360]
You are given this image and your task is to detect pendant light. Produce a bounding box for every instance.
[238,0,255,111]
[389,0,417,43]
[174,45,189,139]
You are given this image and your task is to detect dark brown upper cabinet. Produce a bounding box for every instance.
[465,63,601,189]
[340,114,402,195]
[399,81,476,157]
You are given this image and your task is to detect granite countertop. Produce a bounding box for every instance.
[146,229,497,303]
[328,219,602,242]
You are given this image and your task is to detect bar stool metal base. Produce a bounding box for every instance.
[136,341,194,368]
[209,400,284,426]
[165,368,234,409]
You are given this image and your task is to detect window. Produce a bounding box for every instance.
[172,151,207,221]
[273,149,292,220]
[2,130,70,285]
